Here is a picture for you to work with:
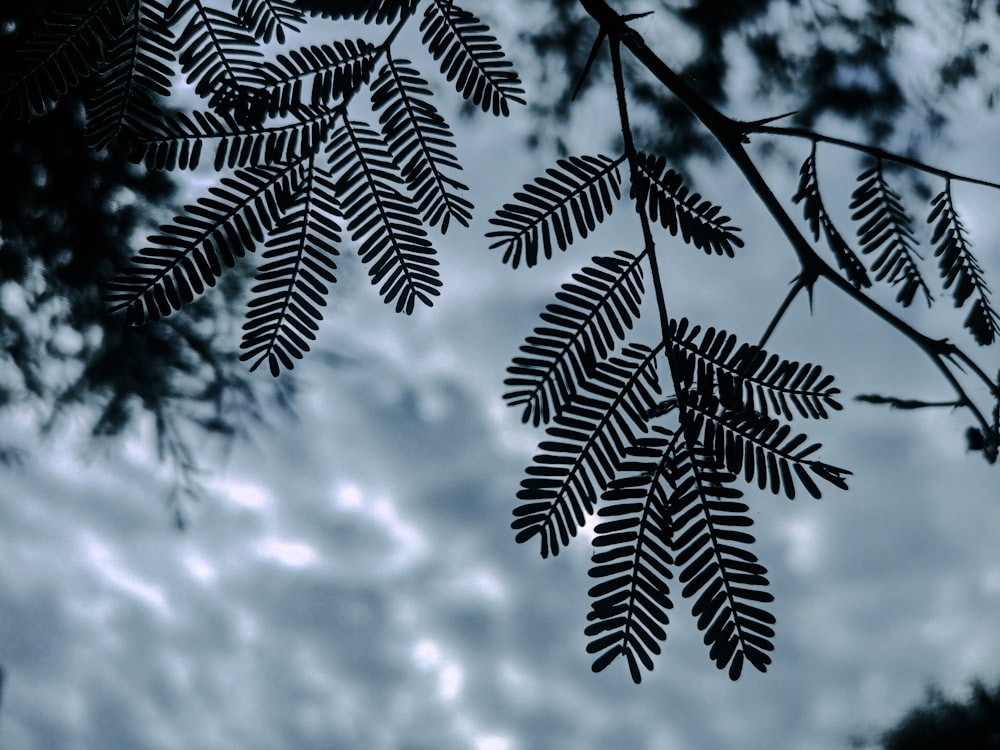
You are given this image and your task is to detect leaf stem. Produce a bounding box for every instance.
[747,124,1000,192]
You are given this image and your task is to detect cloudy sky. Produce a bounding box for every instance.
[2,3,1000,749]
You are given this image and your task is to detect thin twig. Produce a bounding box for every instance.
[747,124,1000,191]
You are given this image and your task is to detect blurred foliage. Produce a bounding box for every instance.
[0,8,276,526]
[523,1,999,160]
[853,678,1000,749]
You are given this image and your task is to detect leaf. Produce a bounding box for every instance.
[232,0,304,44]
[512,344,662,558]
[171,1,266,118]
[294,0,417,24]
[0,0,129,121]
[668,442,775,680]
[691,396,851,500]
[791,145,871,289]
[134,106,336,170]
[632,152,745,257]
[668,317,844,420]
[420,0,525,116]
[259,39,377,117]
[327,118,440,313]
[504,250,646,426]
[240,157,341,376]
[849,159,932,307]
[371,55,472,232]
[585,429,675,684]
[86,0,175,149]
[927,182,999,345]
[487,154,626,268]
[107,160,303,324]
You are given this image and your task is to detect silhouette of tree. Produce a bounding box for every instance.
[0,0,996,681]
[852,679,1000,749]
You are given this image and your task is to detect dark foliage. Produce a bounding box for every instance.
[853,678,1000,749]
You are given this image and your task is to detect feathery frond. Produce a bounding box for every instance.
[586,429,675,683]
[850,159,932,306]
[240,157,341,375]
[171,1,266,118]
[487,154,626,268]
[668,442,774,680]
[420,0,526,116]
[632,152,744,257]
[371,55,472,232]
[135,106,336,170]
[294,0,417,24]
[260,39,377,117]
[669,318,844,421]
[927,182,1000,345]
[233,0,303,44]
[107,159,303,324]
[512,344,662,558]
[327,118,440,313]
[792,146,871,288]
[505,250,646,426]
[691,397,851,499]
[86,0,175,150]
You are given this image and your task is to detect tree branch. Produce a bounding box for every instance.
[577,0,999,436]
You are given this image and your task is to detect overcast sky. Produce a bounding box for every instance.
[2,3,1000,750]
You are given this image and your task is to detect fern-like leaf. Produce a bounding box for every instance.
[327,118,440,313]
[505,250,646,426]
[669,441,774,680]
[294,0,417,24]
[512,344,662,558]
[260,39,377,117]
[233,0,303,44]
[791,146,871,289]
[171,1,266,118]
[135,106,336,170]
[849,159,932,307]
[86,0,175,150]
[691,397,851,500]
[0,0,128,121]
[927,182,1000,345]
[586,430,674,683]
[240,157,340,375]
[371,55,472,232]
[669,318,844,420]
[107,160,302,324]
[420,0,525,116]
[487,154,626,268]
[632,152,745,257]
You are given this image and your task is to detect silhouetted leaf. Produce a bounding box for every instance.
[792,144,871,288]
[371,54,472,232]
[327,118,440,313]
[107,159,304,323]
[850,158,931,306]
[420,0,525,116]
[240,155,341,375]
[488,153,625,267]
[632,152,745,257]
[513,344,662,558]
[505,250,646,426]
[927,182,999,345]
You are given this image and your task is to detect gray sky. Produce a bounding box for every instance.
[2,3,1000,749]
